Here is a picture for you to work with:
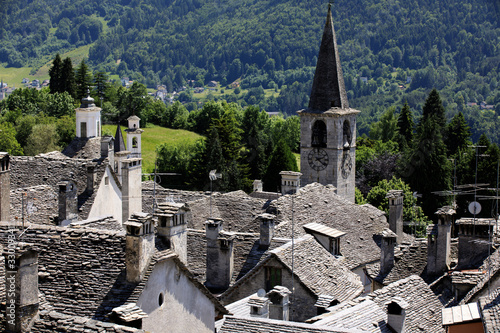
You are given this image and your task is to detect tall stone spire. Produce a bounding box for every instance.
[114,123,126,153]
[308,4,349,112]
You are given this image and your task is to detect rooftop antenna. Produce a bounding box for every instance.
[145,152,182,214]
[209,170,222,217]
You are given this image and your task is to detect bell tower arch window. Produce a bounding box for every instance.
[311,120,327,148]
[343,120,352,149]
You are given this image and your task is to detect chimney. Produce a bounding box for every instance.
[253,180,263,192]
[427,206,454,276]
[456,218,493,269]
[248,290,270,319]
[380,228,397,276]
[258,213,275,249]
[101,136,115,165]
[86,163,97,193]
[121,158,142,223]
[124,212,155,283]
[386,298,408,333]
[0,153,10,222]
[267,286,291,321]
[4,243,39,333]
[280,171,302,195]
[387,190,404,242]
[58,180,78,226]
[154,202,189,264]
[205,218,235,291]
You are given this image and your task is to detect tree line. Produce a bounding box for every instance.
[356,89,500,232]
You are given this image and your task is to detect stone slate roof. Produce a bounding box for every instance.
[0,222,132,320]
[219,316,359,333]
[186,229,288,285]
[187,190,268,232]
[365,239,430,285]
[61,137,103,159]
[141,181,208,215]
[451,270,486,286]
[222,235,363,304]
[366,275,444,333]
[0,221,227,330]
[32,310,145,333]
[460,247,500,304]
[478,288,500,332]
[271,236,363,302]
[268,183,390,270]
[9,154,110,222]
[311,299,391,333]
[69,215,124,232]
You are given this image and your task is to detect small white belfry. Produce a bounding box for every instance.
[75,91,101,138]
[125,115,143,158]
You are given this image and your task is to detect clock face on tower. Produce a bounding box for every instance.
[308,148,329,171]
[341,153,352,179]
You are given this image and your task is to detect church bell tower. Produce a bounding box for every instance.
[298,4,360,202]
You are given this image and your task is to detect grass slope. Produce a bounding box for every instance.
[0,44,92,87]
[102,124,203,174]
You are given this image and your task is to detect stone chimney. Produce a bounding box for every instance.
[386,298,408,333]
[253,180,263,193]
[258,213,275,249]
[58,180,78,226]
[380,228,397,276]
[124,212,155,283]
[86,163,97,193]
[280,171,302,195]
[387,190,404,242]
[4,243,39,333]
[0,152,10,222]
[101,136,115,165]
[154,202,189,264]
[121,158,142,223]
[427,206,454,276]
[248,290,270,319]
[456,218,493,269]
[205,218,235,291]
[267,286,291,321]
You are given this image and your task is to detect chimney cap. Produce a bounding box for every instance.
[385,297,409,311]
[258,213,276,220]
[435,206,456,215]
[386,190,404,199]
[2,242,37,257]
[380,228,397,239]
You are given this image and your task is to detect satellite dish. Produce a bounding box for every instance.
[468,201,482,215]
[257,289,266,297]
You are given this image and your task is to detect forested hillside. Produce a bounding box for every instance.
[1,0,499,141]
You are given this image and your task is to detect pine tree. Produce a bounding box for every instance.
[75,59,93,101]
[49,54,63,94]
[421,89,446,130]
[397,102,414,149]
[402,116,451,218]
[93,71,108,106]
[262,138,298,192]
[445,112,471,157]
[61,57,76,99]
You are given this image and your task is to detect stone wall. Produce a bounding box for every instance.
[10,186,58,225]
